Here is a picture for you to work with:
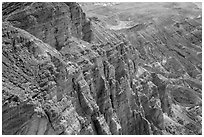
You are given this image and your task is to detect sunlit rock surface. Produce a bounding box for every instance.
[2,2,202,135]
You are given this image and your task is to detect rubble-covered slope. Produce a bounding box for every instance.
[2,2,202,135]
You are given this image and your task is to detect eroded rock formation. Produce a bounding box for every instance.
[2,2,202,135]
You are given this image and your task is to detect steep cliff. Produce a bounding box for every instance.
[2,2,202,135]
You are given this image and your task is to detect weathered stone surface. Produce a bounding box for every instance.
[2,2,202,135]
[4,2,91,50]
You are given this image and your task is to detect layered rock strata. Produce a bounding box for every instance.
[2,2,202,135]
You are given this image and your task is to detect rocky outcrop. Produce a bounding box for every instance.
[4,2,91,50]
[2,2,202,135]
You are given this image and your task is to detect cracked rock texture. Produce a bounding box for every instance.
[2,2,202,135]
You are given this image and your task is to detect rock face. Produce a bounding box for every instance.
[4,2,91,50]
[2,2,202,135]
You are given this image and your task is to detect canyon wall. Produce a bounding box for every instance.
[2,2,202,135]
